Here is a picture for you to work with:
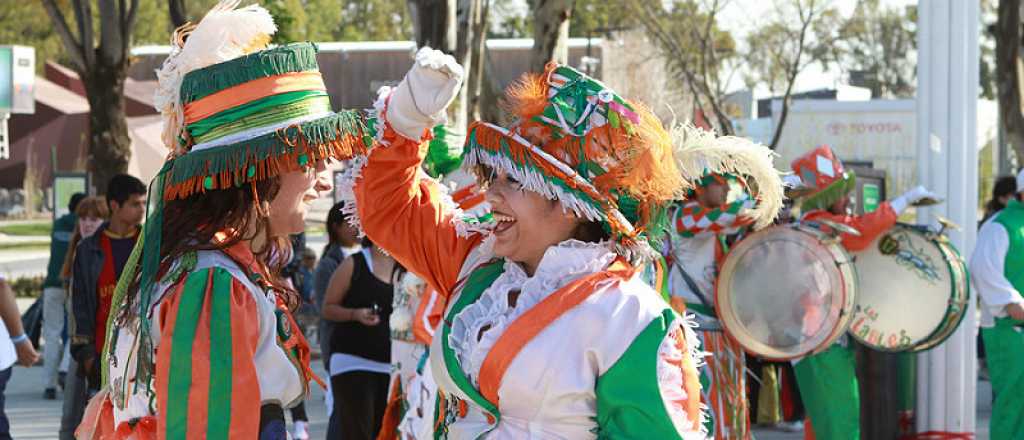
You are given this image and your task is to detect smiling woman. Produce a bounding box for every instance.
[353,48,706,439]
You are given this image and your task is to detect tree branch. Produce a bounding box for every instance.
[41,0,88,71]
[98,0,123,65]
[76,0,96,68]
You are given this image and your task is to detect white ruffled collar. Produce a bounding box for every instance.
[448,239,617,386]
[504,239,616,280]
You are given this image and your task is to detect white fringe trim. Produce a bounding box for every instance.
[670,123,785,230]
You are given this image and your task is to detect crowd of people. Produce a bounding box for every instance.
[0,2,1022,440]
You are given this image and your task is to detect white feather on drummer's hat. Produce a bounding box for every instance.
[154,0,278,154]
[669,123,785,229]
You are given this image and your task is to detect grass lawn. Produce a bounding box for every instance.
[0,241,50,251]
[0,221,52,237]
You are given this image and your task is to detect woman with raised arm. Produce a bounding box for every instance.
[349,49,705,439]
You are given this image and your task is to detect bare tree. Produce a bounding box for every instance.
[744,0,838,149]
[995,0,1024,162]
[41,0,140,192]
[628,0,739,135]
[529,0,574,73]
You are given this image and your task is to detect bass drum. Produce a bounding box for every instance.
[848,224,969,352]
[716,224,857,360]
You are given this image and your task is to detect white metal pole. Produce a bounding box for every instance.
[915,0,979,434]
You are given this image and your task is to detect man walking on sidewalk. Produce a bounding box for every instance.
[0,275,40,440]
[41,192,85,400]
[61,175,145,440]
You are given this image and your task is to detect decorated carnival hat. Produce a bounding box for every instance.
[106,0,366,388]
[669,123,784,229]
[154,0,366,199]
[463,63,684,257]
[790,145,856,211]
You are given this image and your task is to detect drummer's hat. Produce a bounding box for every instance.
[790,145,856,211]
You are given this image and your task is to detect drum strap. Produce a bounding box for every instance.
[672,260,715,313]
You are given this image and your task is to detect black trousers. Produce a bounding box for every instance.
[327,370,390,440]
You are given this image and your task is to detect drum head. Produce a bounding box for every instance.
[850,225,969,351]
[717,226,856,360]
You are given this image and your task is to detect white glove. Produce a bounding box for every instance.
[890,185,942,214]
[386,47,465,141]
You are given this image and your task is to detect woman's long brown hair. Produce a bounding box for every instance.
[60,196,110,281]
[119,177,301,322]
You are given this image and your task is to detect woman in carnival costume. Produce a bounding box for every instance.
[76,2,367,438]
[349,47,705,439]
[663,124,784,439]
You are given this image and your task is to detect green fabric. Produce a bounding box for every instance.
[424,125,465,178]
[994,200,1024,295]
[897,352,916,413]
[800,171,857,213]
[536,65,635,138]
[44,213,77,287]
[595,308,686,439]
[793,343,860,440]
[436,260,505,439]
[187,92,330,141]
[982,318,1024,439]
[165,269,211,440]
[180,42,320,104]
[207,268,234,439]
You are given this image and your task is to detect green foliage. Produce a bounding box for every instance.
[569,0,633,37]
[0,222,53,237]
[0,2,70,73]
[11,275,45,298]
[742,1,841,94]
[834,0,917,98]
[267,0,309,43]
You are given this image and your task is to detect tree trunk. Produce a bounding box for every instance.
[996,0,1024,163]
[169,0,188,28]
[529,0,573,73]
[467,0,491,122]
[408,0,456,53]
[83,64,131,193]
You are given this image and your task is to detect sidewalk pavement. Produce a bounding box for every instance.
[7,362,331,439]
[4,359,993,439]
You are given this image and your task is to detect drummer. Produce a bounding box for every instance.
[664,124,784,439]
[788,145,939,440]
[970,169,1024,440]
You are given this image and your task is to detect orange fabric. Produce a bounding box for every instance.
[183,71,326,124]
[354,127,484,299]
[413,287,445,344]
[155,269,262,440]
[803,202,898,252]
[185,271,214,436]
[669,296,688,315]
[376,379,404,440]
[477,260,635,406]
[673,325,706,433]
[75,391,117,440]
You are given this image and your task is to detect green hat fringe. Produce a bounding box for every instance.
[167,110,368,199]
[801,171,857,212]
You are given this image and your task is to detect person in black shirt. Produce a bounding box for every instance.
[322,238,397,440]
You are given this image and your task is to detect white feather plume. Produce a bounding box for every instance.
[154,0,277,153]
[670,123,785,229]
